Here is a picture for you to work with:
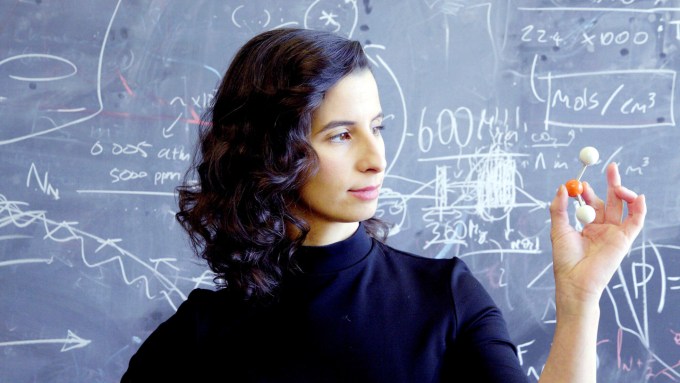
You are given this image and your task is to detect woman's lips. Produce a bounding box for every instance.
[348,185,380,201]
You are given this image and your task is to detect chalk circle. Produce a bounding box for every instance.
[0,53,77,82]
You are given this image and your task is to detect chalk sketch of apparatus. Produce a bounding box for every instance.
[378,144,547,251]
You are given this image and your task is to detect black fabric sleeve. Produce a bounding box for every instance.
[447,259,529,383]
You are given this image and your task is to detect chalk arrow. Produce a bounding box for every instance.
[0,330,91,352]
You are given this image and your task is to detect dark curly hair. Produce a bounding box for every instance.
[176,28,390,302]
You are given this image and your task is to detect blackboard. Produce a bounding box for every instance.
[1,0,679,382]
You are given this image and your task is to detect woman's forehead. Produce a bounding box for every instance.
[311,70,381,128]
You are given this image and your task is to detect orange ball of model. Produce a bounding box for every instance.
[565,179,583,198]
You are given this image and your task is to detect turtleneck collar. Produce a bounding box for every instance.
[294,222,374,274]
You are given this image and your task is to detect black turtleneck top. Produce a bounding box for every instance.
[121,224,528,382]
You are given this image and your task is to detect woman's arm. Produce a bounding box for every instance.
[539,162,647,383]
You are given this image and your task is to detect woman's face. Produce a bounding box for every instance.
[295,69,386,245]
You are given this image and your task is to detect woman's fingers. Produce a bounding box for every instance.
[614,184,638,203]
[581,181,604,224]
[622,194,647,240]
[604,163,624,225]
[557,161,645,236]
[581,163,640,226]
[550,185,572,236]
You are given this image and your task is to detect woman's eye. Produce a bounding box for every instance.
[372,125,385,136]
[330,131,351,142]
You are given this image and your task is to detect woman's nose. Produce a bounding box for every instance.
[357,132,386,173]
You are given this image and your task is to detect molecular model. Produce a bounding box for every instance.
[565,146,599,225]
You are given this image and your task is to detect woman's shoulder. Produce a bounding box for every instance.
[372,241,481,293]
[374,240,468,269]
[181,287,248,317]
[184,287,224,306]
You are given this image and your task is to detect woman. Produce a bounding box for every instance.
[121,28,646,382]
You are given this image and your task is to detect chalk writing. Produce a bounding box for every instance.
[26,163,60,200]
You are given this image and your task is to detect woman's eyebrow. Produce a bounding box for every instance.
[320,120,355,132]
[319,112,384,133]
